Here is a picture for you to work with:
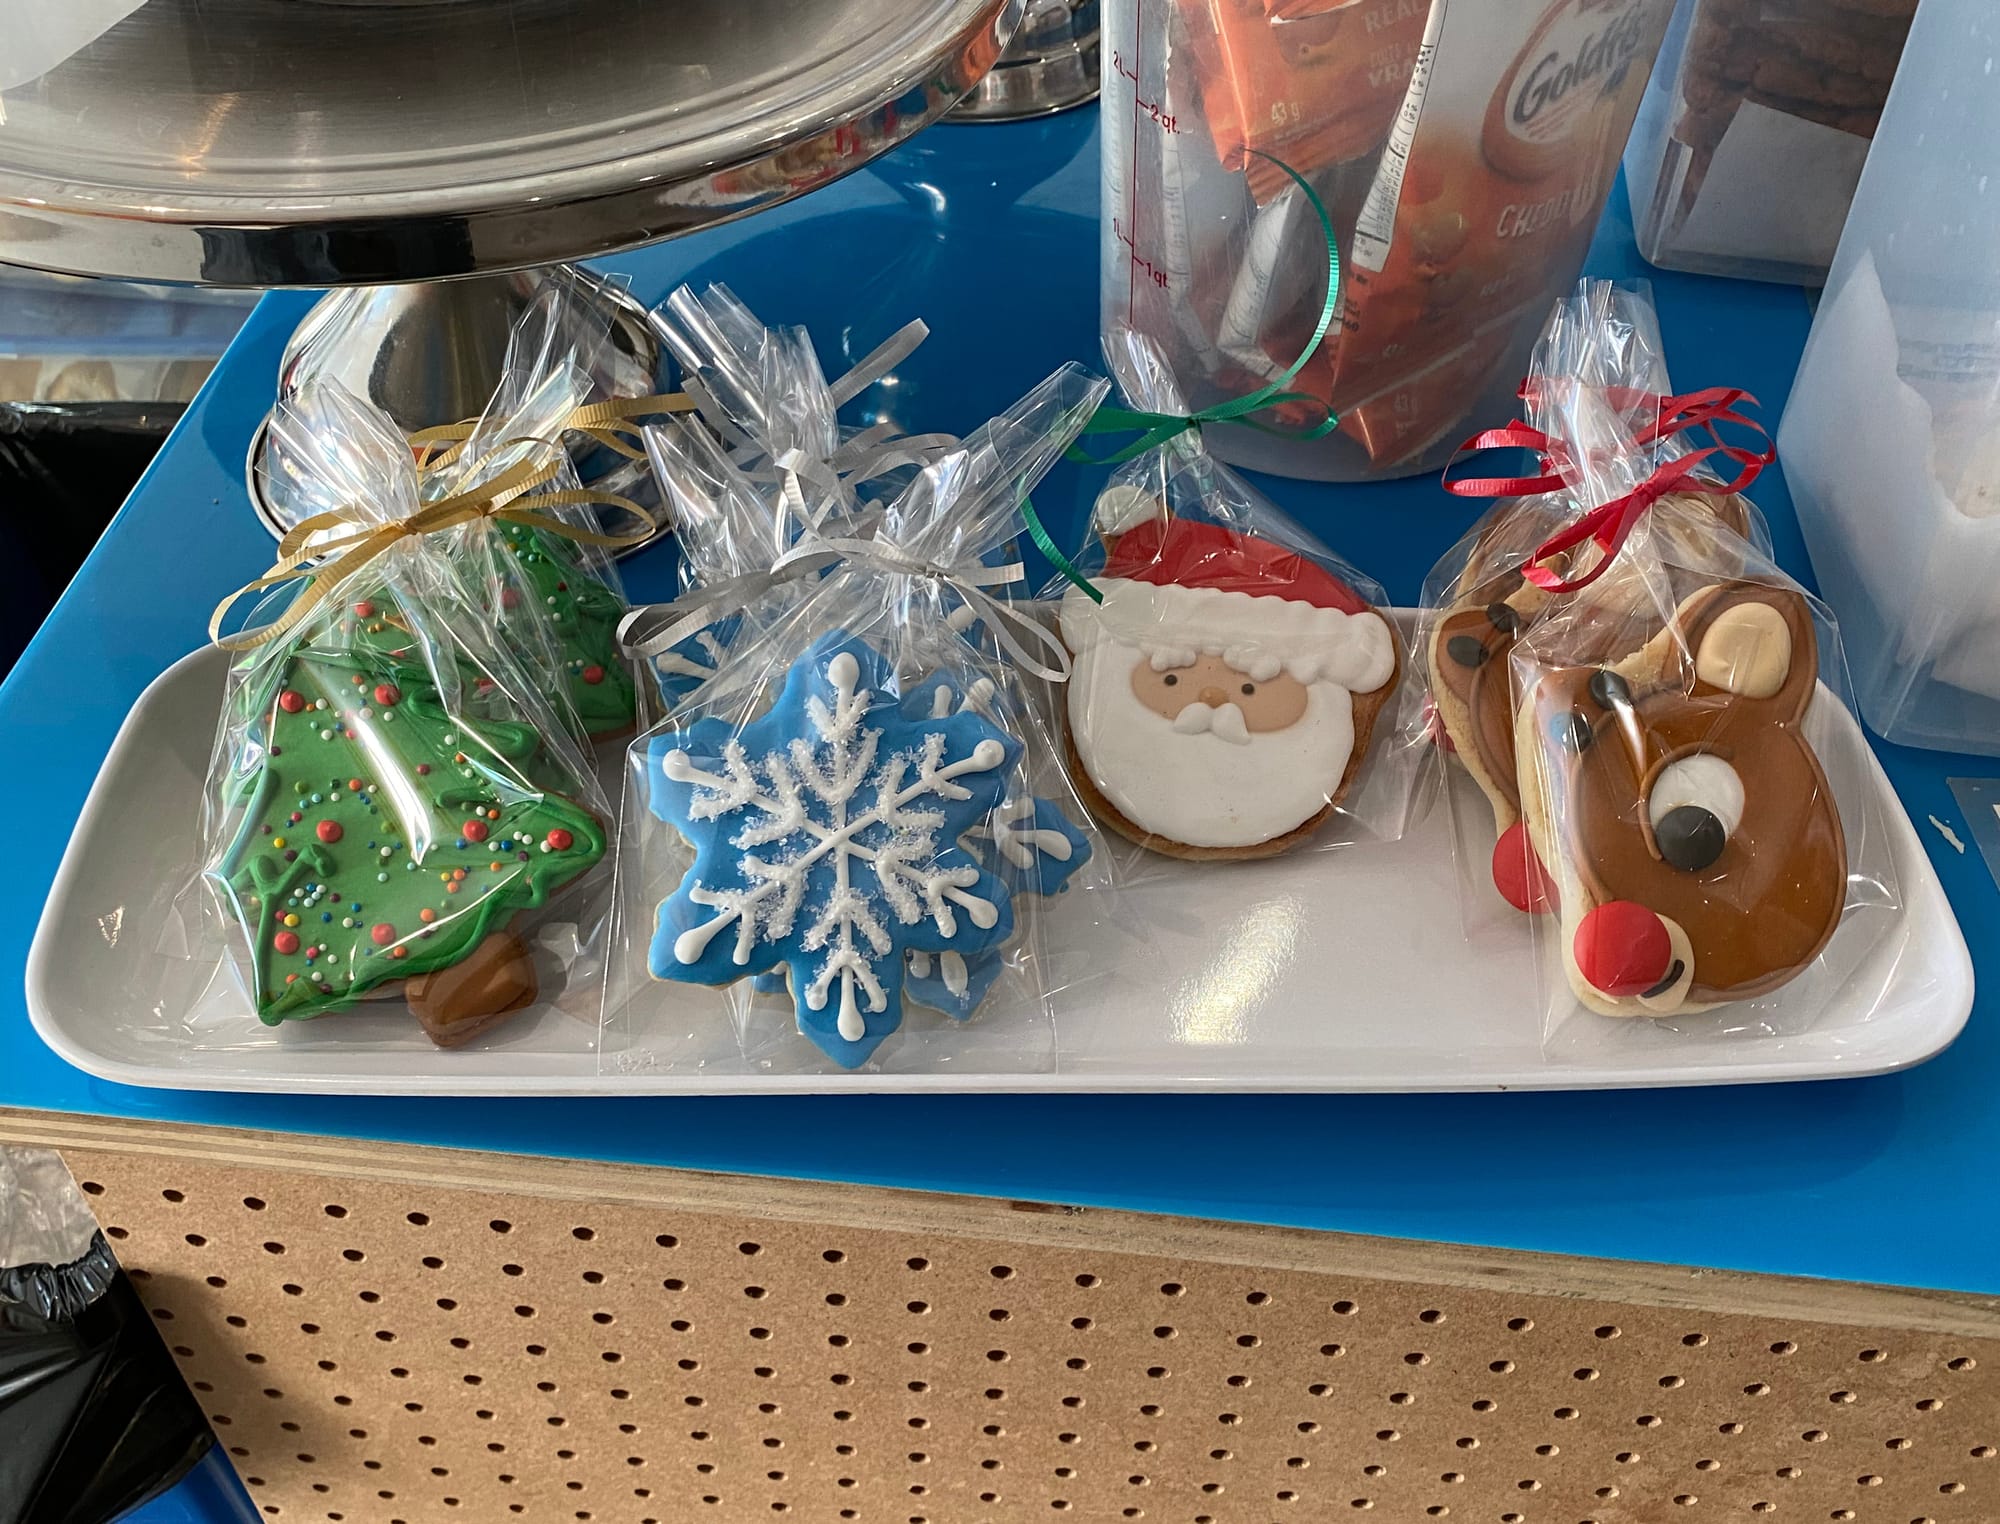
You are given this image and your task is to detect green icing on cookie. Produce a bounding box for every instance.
[497,521,636,738]
[214,593,607,1024]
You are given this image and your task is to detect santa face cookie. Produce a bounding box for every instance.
[1515,582,1846,1017]
[1059,516,1399,859]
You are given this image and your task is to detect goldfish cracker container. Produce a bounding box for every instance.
[1100,0,1678,481]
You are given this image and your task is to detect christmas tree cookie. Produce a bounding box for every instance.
[494,520,636,739]
[213,595,608,1046]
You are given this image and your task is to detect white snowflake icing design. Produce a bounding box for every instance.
[650,635,1017,1065]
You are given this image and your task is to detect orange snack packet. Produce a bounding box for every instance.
[1190,0,1431,200]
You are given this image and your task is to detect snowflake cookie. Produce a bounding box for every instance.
[647,631,1024,1067]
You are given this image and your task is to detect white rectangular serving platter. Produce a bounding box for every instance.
[28,631,1973,1095]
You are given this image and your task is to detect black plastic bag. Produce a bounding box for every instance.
[0,1150,212,1524]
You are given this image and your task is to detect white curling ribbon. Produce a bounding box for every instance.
[772,533,1075,686]
[826,319,931,409]
[619,538,1075,686]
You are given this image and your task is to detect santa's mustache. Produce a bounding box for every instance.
[1169,700,1252,745]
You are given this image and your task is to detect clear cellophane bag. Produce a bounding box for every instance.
[601,364,1156,1076]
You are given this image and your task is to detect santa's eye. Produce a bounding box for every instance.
[1647,754,1744,873]
[1240,683,1255,696]
[1162,673,1178,687]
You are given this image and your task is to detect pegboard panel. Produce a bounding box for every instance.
[19,1114,2000,1524]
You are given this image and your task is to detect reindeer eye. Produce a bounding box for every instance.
[1446,634,1488,668]
[1648,755,1744,873]
[1240,683,1255,696]
[1162,674,1177,687]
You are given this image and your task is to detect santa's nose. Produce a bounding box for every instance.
[1198,685,1229,708]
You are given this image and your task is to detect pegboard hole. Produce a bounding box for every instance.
[1720,1423,1744,1435]
[1916,1397,1944,1412]
[1949,1357,1977,1371]
[1333,1300,1358,1316]
[1491,1360,1515,1374]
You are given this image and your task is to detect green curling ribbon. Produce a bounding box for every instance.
[1020,491,1101,604]
[1070,150,1342,466]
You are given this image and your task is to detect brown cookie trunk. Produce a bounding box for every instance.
[405,931,541,1048]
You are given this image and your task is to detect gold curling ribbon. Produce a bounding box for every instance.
[408,391,695,470]
[212,395,686,651]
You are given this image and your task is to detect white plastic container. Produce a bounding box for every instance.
[1780,0,2000,752]
[1625,0,1913,287]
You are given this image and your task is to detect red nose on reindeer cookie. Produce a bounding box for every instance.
[1515,580,1846,1018]
[1057,509,1400,860]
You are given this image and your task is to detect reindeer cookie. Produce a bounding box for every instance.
[1429,491,1760,911]
[1514,581,1846,1017]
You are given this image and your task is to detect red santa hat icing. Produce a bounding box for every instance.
[1060,517,1396,691]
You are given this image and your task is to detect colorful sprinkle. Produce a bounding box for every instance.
[582,665,606,686]
[371,923,396,946]
[353,600,376,617]
[278,690,305,714]
[271,836,287,849]
[374,683,400,707]
[419,907,436,923]
[463,819,489,843]
[317,820,343,843]
[273,930,300,955]
[546,829,574,851]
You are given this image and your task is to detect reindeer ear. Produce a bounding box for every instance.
[1683,584,1816,715]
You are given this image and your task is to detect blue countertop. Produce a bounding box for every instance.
[8,110,1996,1295]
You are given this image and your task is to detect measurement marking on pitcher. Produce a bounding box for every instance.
[1113,218,1170,291]
[1111,50,1182,134]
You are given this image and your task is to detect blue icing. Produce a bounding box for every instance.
[646,611,741,711]
[905,946,1006,1022]
[647,630,1020,1068]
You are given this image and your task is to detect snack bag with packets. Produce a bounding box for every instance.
[1104,0,1678,481]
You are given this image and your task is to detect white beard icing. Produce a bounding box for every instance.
[1067,638,1361,848]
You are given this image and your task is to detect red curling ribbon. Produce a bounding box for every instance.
[1442,387,1775,597]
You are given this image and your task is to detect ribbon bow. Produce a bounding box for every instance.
[1070,152,1342,465]
[1444,386,1774,596]
[620,529,1074,687]
[212,394,683,651]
